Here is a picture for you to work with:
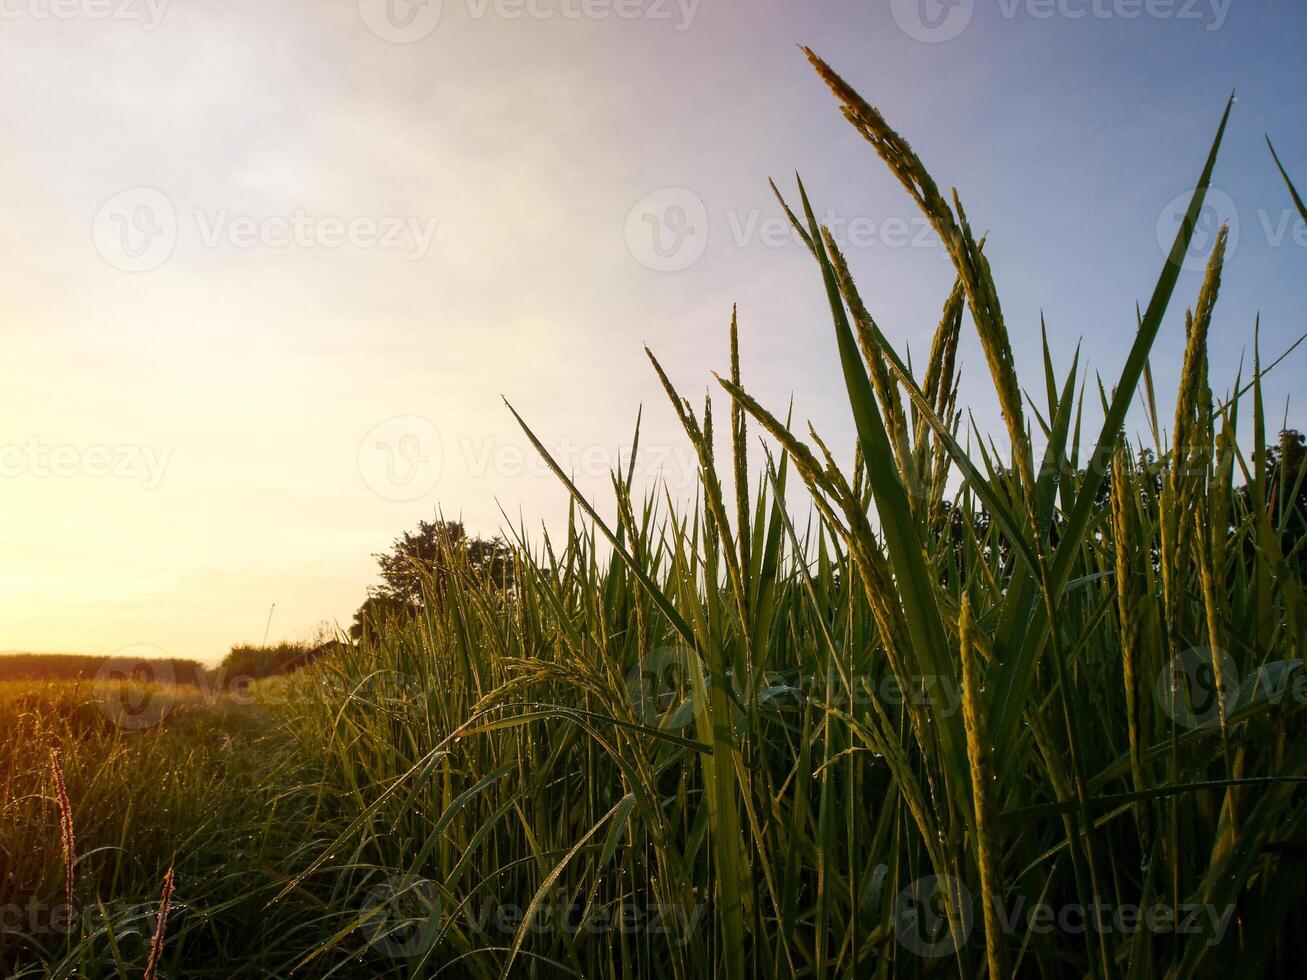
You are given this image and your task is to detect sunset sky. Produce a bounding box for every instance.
[2,0,1305,662]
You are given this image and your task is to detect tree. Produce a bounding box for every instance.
[1237,429,1307,575]
[350,519,515,641]
[349,593,419,644]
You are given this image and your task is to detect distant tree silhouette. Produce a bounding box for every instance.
[349,594,419,645]
[350,519,515,641]
[934,432,1305,582]
[1237,429,1307,575]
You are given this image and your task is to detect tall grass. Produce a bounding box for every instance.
[251,55,1305,978]
[7,51,1307,977]
[0,681,320,977]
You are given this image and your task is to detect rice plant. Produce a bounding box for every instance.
[246,52,1306,979]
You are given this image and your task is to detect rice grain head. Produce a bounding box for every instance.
[49,747,75,915]
[143,864,176,980]
[959,596,1006,978]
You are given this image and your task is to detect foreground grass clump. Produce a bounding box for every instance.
[0,681,323,978]
[7,50,1307,978]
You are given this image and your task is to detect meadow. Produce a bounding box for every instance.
[4,51,1307,977]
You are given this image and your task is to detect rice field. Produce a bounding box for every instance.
[4,52,1307,978]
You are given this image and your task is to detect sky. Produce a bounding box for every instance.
[1,0,1304,662]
